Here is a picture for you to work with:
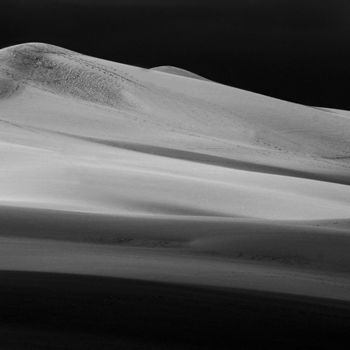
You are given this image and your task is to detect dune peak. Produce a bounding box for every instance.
[151,65,210,81]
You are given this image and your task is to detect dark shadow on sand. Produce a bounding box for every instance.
[0,270,350,349]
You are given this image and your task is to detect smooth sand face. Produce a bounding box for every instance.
[0,42,350,304]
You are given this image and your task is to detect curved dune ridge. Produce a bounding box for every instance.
[0,42,350,304]
[151,65,211,81]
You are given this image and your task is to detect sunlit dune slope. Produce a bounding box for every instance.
[0,43,350,218]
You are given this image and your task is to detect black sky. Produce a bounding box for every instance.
[2,0,350,109]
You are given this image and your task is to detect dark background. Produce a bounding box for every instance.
[2,0,350,109]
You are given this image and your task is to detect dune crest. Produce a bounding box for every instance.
[151,65,210,81]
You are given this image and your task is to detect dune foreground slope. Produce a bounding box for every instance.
[0,43,350,348]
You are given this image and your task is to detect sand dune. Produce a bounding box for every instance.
[1,42,350,347]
